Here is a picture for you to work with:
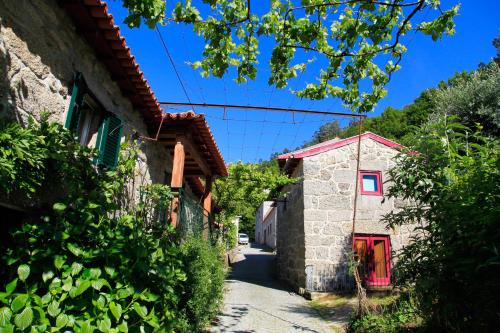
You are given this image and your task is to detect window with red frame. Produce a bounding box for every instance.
[360,171,382,195]
[353,234,391,286]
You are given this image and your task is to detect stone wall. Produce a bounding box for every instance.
[276,161,306,290]
[0,0,169,191]
[301,137,413,291]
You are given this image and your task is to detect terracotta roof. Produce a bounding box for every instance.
[63,1,228,177]
[63,0,163,129]
[278,132,405,174]
[161,111,228,177]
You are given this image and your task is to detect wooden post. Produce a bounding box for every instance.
[203,176,212,240]
[170,138,185,228]
[171,138,185,188]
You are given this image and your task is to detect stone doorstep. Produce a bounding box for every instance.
[299,288,343,301]
[299,286,393,300]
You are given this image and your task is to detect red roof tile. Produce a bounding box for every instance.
[63,1,228,177]
[63,0,163,127]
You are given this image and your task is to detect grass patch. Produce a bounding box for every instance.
[348,292,424,333]
[309,294,356,332]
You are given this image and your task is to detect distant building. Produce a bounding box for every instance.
[276,132,414,293]
[255,201,277,249]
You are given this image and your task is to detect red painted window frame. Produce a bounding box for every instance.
[359,170,383,195]
[353,234,391,286]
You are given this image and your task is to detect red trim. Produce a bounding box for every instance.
[278,132,404,160]
[353,234,391,286]
[359,170,382,196]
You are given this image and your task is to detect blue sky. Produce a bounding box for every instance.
[106,1,499,163]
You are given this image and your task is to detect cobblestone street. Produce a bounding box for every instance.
[211,244,332,333]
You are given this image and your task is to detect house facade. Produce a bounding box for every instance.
[276,132,414,293]
[255,201,277,249]
[0,0,227,234]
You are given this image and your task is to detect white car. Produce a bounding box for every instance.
[238,233,249,245]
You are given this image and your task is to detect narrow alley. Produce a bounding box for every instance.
[211,244,332,333]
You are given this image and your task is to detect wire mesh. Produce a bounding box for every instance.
[176,188,206,239]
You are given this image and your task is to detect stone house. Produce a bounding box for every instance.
[275,132,413,294]
[0,0,227,234]
[255,201,277,249]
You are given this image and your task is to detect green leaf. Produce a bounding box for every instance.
[14,307,33,331]
[67,243,82,257]
[0,307,12,326]
[69,280,91,298]
[62,276,73,292]
[109,302,122,321]
[0,324,14,333]
[5,279,17,295]
[11,294,28,313]
[53,202,67,212]
[42,271,54,283]
[116,288,133,299]
[54,256,65,270]
[17,265,30,282]
[97,316,111,332]
[104,267,115,278]
[41,293,51,305]
[56,313,68,328]
[47,301,60,317]
[117,321,128,332]
[78,320,94,333]
[133,302,147,318]
[71,262,83,276]
[89,268,101,279]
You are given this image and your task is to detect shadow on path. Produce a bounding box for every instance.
[211,244,332,333]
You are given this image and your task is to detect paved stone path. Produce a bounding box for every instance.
[211,244,332,333]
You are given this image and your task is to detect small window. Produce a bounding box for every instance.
[66,73,122,169]
[360,171,382,195]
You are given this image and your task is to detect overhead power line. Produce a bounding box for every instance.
[158,101,367,118]
[155,25,194,108]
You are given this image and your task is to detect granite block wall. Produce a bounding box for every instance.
[277,137,414,292]
[0,0,170,199]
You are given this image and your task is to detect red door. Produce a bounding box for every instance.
[353,235,391,286]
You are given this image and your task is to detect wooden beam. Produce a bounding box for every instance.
[203,176,213,240]
[170,137,185,188]
[181,134,212,177]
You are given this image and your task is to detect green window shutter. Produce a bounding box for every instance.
[65,72,85,132]
[95,114,123,169]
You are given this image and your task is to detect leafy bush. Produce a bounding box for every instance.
[383,116,500,332]
[179,237,225,331]
[0,117,225,332]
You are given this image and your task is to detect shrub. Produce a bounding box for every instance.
[383,116,500,332]
[0,117,225,332]
[179,237,225,331]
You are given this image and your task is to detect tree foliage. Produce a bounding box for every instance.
[213,160,297,238]
[298,60,500,148]
[121,0,459,112]
[383,115,499,331]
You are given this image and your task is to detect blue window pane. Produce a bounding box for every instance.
[362,175,378,192]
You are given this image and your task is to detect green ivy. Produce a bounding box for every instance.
[0,116,225,332]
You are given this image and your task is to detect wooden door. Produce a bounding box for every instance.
[353,235,391,286]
